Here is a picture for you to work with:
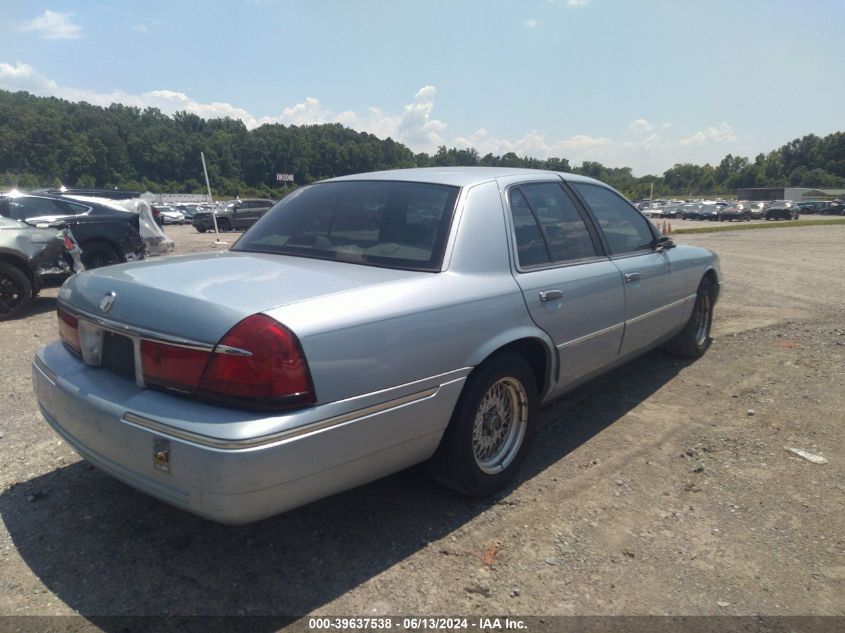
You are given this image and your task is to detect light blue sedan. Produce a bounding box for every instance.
[33,168,720,524]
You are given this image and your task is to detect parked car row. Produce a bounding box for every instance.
[796,200,845,215]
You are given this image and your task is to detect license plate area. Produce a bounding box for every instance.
[101,331,136,381]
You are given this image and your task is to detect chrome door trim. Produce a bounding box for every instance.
[626,294,696,326]
[557,322,625,350]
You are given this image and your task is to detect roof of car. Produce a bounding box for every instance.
[323,167,603,188]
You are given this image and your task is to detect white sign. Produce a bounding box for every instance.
[276,173,295,183]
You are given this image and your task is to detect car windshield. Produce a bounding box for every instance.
[233,180,460,272]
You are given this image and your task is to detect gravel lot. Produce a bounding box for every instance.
[0,222,843,620]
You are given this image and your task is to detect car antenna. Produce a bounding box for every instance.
[201,151,227,247]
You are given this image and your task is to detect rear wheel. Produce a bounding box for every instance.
[0,263,33,321]
[664,277,715,359]
[217,218,231,232]
[430,354,538,497]
[195,226,207,233]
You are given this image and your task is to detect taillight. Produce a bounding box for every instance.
[198,314,315,409]
[57,307,80,353]
[138,314,315,410]
[141,341,210,395]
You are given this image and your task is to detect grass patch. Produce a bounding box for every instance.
[672,218,845,234]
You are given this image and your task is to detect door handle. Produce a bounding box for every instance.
[539,289,563,302]
[624,273,642,283]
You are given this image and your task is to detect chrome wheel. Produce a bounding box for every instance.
[694,291,711,347]
[472,377,528,474]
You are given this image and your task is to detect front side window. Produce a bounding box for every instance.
[508,183,597,268]
[234,181,459,271]
[573,183,655,255]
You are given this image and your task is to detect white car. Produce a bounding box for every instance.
[158,207,186,225]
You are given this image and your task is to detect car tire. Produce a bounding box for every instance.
[80,240,121,270]
[0,263,33,321]
[430,353,538,498]
[664,277,715,359]
[195,226,207,233]
[218,218,231,232]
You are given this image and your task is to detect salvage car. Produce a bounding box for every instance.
[0,194,147,268]
[33,168,721,524]
[0,216,73,319]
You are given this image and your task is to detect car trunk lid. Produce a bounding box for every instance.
[59,251,425,344]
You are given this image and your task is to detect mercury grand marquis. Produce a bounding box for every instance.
[33,167,720,524]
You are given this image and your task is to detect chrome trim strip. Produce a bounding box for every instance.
[121,387,441,450]
[557,322,625,350]
[33,356,57,386]
[58,302,215,351]
[215,344,253,357]
[627,294,696,325]
[132,337,145,388]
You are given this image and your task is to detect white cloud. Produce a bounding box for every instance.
[629,118,656,134]
[17,10,82,40]
[0,62,263,125]
[0,60,745,174]
[279,97,331,125]
[451,128,611,160]
[523,18,538,29]
[680,122,736,146]
[132,24,148,33]
[566,0,591,8]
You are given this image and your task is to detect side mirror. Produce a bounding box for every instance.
[654,236,675,252]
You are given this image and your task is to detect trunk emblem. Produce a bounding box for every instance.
[99,291,117,313]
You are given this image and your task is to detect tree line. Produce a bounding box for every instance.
[1,89,843,200]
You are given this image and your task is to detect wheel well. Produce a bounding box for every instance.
[702,268,719,301]
[79,238,124,262]
[483,338,550,398]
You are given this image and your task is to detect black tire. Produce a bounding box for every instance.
[80,240,121,269]
[195,226,207,233]
[429,353,538,497]
[664,277,715,359]
[0,263,33,321]
[217,218,231,232]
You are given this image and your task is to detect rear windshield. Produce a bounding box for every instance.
[233,180,460,271]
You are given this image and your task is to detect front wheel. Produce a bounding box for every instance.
[664,277,715,359]
[430,354,538,497]
[0,263,33,321]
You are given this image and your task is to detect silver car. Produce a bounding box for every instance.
[33,168,721,524]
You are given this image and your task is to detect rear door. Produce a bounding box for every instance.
[500,176,626,394]
[570,182,687,356]
[232,201,253,229]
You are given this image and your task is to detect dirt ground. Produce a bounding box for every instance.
[0,222,843,621]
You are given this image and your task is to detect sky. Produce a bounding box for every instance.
[1,0,844,176]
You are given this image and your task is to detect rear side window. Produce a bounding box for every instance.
[573,183,655,255]
[234,181,459,272]
[508,183,597,268]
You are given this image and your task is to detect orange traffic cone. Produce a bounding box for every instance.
[668,222,672,234]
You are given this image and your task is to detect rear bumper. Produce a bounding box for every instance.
[33,343,466,524]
